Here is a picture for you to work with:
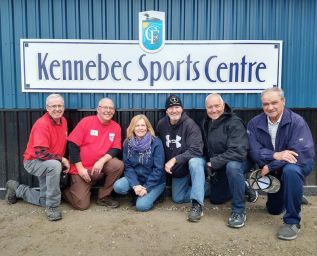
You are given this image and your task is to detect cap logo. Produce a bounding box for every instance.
[170,96,179,104]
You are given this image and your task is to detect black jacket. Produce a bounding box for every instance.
[157,113,203,177]
[201,103,249,170]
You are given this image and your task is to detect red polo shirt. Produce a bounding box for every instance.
[67,115,122,174]
[23,112,68,161]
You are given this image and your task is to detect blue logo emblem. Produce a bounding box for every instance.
[139,11,165,53]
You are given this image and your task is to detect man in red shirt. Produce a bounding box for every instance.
[63,98,124,210]
[5,94,69,221]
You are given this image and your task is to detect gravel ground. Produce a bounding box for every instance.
[0,196,317,256]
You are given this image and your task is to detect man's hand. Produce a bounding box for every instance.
[92,154,112,175]
[261,165,270,176]
[165,157,177,174]
[61,157,70,173]
[78,167,91,183]
[138,187,147,197]
[206,162,218,183]
[273,150,298,163]
[133,185,147,197]
[133,185,143,195]
[92,158,106,175]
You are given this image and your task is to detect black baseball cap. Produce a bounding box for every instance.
[165,95,183,110]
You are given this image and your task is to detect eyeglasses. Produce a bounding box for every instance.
[47,104,64,109]
[99,106,115,111]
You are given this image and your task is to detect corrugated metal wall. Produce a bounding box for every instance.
[0,0,316,193]
[0,0,317,109]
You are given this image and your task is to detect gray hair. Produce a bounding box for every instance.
[205,93,224,106]
[46,94,64,106]
[98,97,115,108]
[261,87,285,100]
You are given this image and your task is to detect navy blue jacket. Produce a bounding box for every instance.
[247,108,315,171]
[123,137,166,192]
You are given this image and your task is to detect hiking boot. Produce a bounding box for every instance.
[301,195,308,205]
[46,207,62,221]
[246,187,259,203]
[277,224,300,240]
[97,197,120,208]
[5,180,19,204]
[188,201,203,222]
[228,212,246,228]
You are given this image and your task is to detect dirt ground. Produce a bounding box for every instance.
[0,195,317,256]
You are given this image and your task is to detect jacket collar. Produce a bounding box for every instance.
[257,108,291,132]
[203,103,233,128]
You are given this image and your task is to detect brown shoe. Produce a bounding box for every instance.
[96,197,120,208]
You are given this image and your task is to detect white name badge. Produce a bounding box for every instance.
[90,130,98,136]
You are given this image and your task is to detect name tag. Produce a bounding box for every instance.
[90,129,98,136]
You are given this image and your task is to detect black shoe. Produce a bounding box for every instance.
[97,197,120,208]
[246,188,259,203]
[5,180,19,204]
[188,201,203,222]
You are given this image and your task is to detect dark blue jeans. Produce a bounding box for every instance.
[266,160,314,224]
[208,160,250,214]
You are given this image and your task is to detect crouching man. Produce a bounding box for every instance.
[5,94,69,221]
[63,98,124,210]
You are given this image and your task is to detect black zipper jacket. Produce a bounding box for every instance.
[201,104,249,170]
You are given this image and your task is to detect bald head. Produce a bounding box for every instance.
[205,93,225,120]
[205,93,224,105]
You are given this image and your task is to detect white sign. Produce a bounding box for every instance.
[20,39,282,93]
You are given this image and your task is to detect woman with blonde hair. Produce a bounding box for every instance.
[113,114,165,211]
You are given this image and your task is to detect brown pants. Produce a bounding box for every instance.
[63,158,124,210]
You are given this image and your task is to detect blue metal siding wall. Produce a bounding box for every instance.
[0,0,317,109]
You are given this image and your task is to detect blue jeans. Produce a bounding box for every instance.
[266,160,314,224]
[208,160,249,214]
[113,177,166,212]
[171,157,205,206]
[16,159,62,208]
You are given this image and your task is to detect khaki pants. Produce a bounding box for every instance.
[63,158,124,210]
